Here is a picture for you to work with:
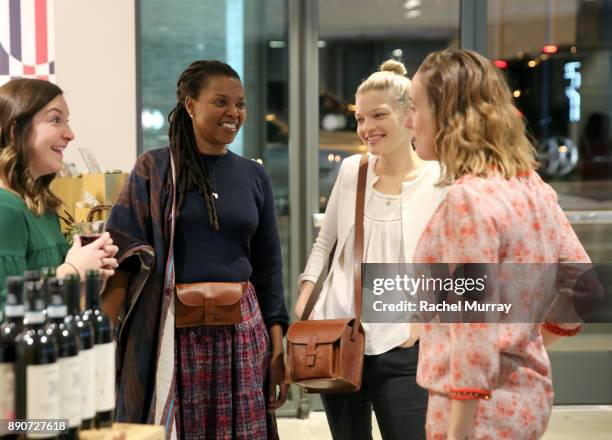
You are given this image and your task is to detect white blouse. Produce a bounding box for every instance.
[362,189,411,355]
[303,161,442,355]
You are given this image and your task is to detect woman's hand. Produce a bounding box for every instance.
[267,324,288,411]
[60,232,118,280]
[103,240,119,259]
[267,351,288,411]
[400,322,420,348]
[294,281,315,321]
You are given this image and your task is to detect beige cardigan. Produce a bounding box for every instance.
[299,153,449,324]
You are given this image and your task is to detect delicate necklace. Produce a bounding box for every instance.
[202,153,226,200]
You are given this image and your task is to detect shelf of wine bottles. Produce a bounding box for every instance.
[0,269,116,439]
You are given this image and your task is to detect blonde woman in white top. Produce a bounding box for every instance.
[295,60,447,440]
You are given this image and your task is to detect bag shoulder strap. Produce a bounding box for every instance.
[300,154,369,321]
[353,154,368,324]
[300,242,336,321]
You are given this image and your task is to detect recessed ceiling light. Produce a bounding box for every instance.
[404,0,422,9]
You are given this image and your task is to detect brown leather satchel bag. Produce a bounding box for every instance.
[285,155,368,393]
[175,282,247,327]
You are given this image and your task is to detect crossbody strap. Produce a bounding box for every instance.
[300,242,336,321]
[300,154,369,322]
[353,154,368,327]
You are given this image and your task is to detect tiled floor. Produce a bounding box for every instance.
[277,406,612,439]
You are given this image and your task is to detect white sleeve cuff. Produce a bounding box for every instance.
[297,273,320,290]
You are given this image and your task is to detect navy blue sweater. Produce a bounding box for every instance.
[173,150,288,331]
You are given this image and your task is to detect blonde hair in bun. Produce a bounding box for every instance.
[356,59,411,109]
[379,59,408,76]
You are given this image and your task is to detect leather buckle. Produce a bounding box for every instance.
[305,335,318,367]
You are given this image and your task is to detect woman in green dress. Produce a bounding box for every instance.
[0,78,118,314]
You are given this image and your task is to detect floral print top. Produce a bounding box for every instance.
[413,171,590,439]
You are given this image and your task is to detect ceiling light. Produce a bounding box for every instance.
[513,90,521,98]
[392,49,403,57]
[404,0,422,9]
[405,9,421,18]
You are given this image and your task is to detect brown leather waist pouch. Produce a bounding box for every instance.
[175,282,246,327]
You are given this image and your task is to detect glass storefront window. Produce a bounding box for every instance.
[487,0,612,261]
[488,0,612,206]
[317,0,460,209]
[139,0,291,288]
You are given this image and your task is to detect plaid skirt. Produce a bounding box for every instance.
[175,283,279,440]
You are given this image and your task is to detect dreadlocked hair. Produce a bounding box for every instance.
[168,60,241,230]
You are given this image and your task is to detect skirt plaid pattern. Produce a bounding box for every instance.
[175,283,279,440]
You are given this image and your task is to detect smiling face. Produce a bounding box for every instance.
[27,94,75,179]
[355,90,411,157]
[186,75,246,153]
[406,72,437,160]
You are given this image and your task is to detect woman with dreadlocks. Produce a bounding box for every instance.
[102,60,289,439]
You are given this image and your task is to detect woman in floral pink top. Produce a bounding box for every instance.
[406,49,590,439]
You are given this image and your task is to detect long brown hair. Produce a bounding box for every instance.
[168,60,241,230]
[0,78,63,215]
[416,49,537,185]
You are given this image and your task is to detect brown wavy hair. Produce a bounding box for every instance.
[416,49,537,185]
[0,78,63,215]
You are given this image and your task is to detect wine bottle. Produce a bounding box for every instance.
[15,275,60,439]
[41,267,56,318]
[62,274,95,430]
[22,271,43,324]
[23,270,41,283]
[45,278,81,439]
[84,270,115,428]
[0,276,23,440]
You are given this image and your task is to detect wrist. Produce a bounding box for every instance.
[268,324,285,356]
[271,347,285,357]
[59,261,81,280]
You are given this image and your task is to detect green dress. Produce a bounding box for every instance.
[0,188,69,319]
